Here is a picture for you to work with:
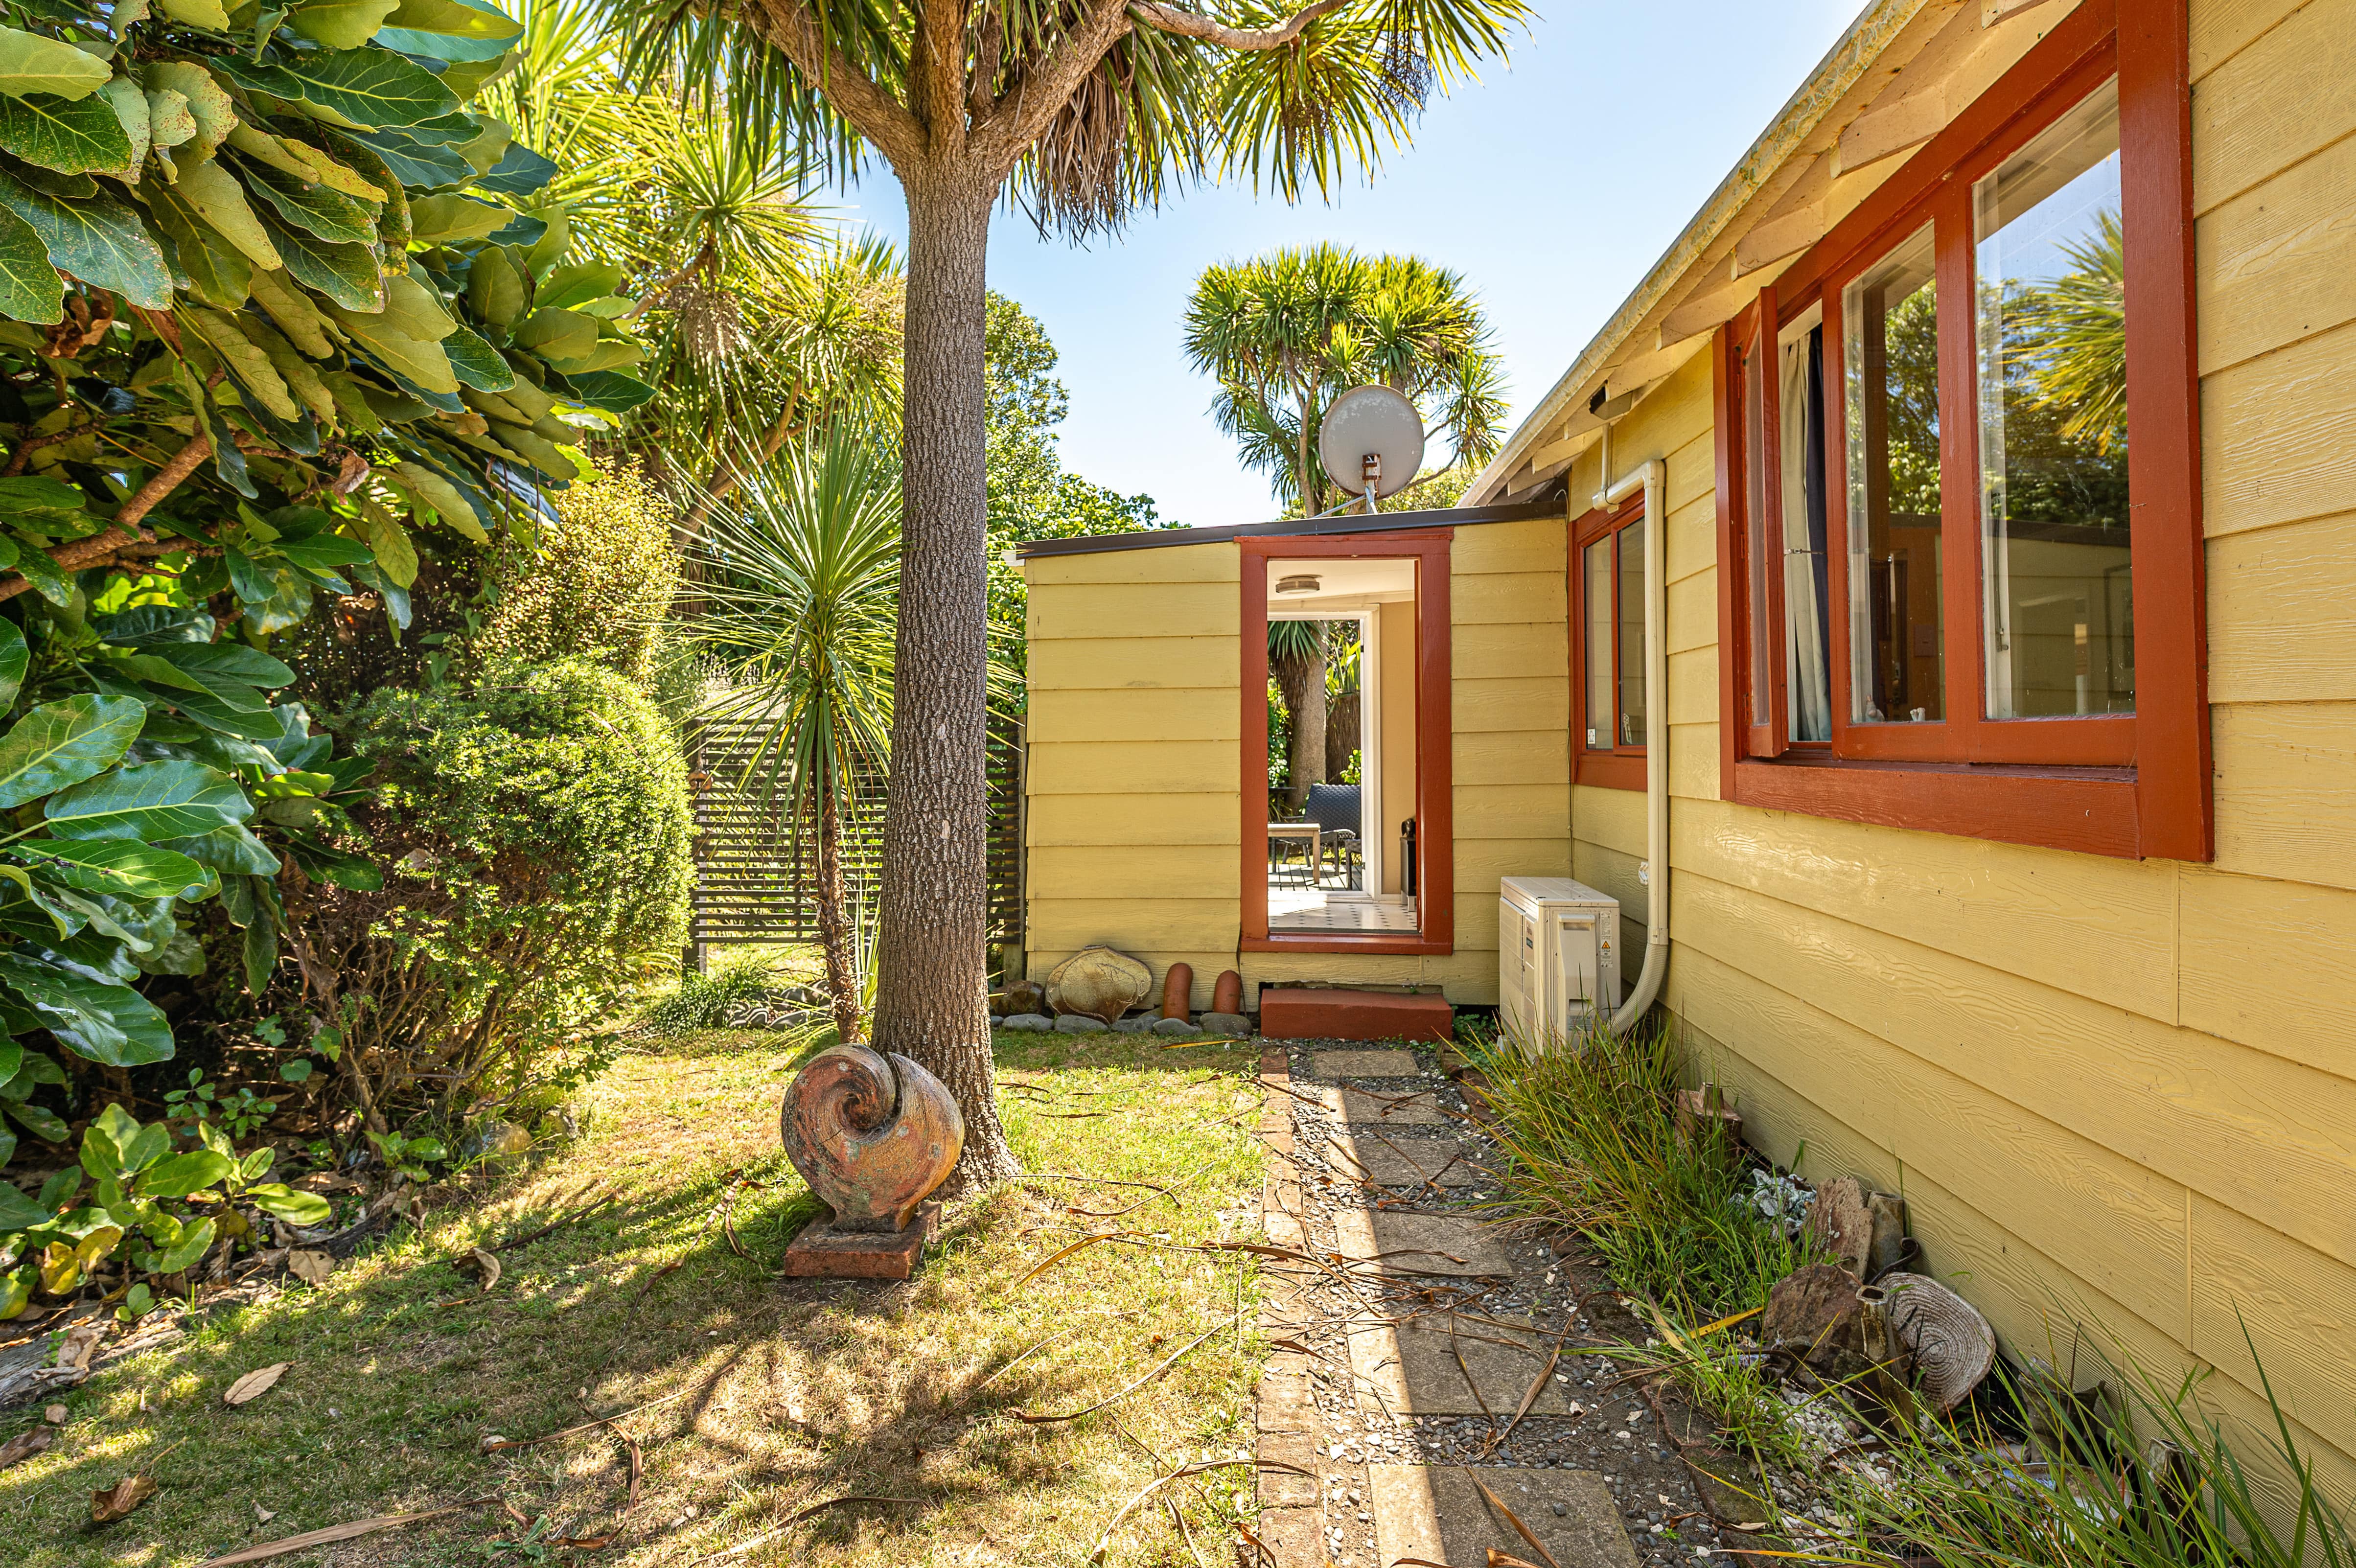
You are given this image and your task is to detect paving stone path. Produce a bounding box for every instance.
[1252,1039,1759,1568]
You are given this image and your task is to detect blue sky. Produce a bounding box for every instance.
[828,0,1864,529]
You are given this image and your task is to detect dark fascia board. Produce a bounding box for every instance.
[1014,484,1572,559]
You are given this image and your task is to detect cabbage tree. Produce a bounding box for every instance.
[614,0,1531,1187]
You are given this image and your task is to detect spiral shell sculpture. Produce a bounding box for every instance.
[780,1045,965,1233]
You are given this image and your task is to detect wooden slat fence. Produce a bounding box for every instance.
[685,715,1024,951]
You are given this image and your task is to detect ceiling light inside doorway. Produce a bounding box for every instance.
[1274,574,1322,595]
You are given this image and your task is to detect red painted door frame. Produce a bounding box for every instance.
[1240,530,1455,955]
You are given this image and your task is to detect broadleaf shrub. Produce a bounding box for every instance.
[285,657,691,1129]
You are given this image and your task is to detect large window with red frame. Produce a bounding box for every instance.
[1715,0,2211,869]
[1739,70,2134,766]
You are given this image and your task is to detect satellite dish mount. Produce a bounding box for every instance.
[1318,386,1426,515]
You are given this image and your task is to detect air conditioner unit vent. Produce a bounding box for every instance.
[1498,876,1622,1040]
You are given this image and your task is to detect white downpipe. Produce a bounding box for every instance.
[1598,457,1669,1036]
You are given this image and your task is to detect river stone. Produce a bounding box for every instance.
[1054,1013,1110,1034]
[1045,945,1153,1023]
[1112,1015,1155,1034]
[1002,1013,1054,1032]
[1152,1016,1201,1037]
[1198,1011,1251,1037]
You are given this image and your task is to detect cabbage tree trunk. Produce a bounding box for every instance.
[870,161,1017,1191]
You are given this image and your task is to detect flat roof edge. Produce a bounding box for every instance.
[1015,487,1571,559]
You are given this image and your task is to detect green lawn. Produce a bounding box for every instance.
[1,1029,1269,1567]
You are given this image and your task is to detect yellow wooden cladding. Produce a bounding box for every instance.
[2204,514,2356,704]
[1023,519,1566,1009]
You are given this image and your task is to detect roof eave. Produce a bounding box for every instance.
[1466,0,1940,505]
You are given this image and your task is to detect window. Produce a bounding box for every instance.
[1572,496,1646,789]
[1715,0,2206,860]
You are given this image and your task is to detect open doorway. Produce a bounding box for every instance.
[1261,556,1420,934]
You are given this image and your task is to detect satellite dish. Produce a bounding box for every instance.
[1319,385,1426,503]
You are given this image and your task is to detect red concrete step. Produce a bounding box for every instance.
[1258,988,1453,1043]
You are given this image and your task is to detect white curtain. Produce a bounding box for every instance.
[1780,328,1832,742]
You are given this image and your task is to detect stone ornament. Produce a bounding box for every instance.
[1045,945,1152,1023]
[780,1045,964,1233]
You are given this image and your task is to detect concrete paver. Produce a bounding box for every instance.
[1318,1084,1444,1124]
[1310,1048,1420,1078]
[1347,1315,1579,1418]
[1369,1464,1639,1568]
[1329,1132,1481,1188]
[1332,1208,1514,1277]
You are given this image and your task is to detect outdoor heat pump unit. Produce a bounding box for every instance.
[1498,876,1622,1039]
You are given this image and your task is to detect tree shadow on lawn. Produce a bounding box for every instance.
[1,1033,1268,1568]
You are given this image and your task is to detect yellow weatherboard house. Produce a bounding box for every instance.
[1020,0,2356,1487]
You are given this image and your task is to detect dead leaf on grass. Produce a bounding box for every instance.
[0,1427,53,1468]
[192,1503,481,1566]
[44,1403,68,1424]
[286,1250,335,1286]
[468,1248,502,1291]
[91,1471,157,1522]
[223,1363,291,1406]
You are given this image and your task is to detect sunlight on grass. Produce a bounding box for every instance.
[0,1031,1268,1568]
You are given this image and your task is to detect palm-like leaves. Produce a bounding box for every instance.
[2008,209,2126,454]
[687,436,902,808]
[1186,243,1507,513]
[682,433,902,1039]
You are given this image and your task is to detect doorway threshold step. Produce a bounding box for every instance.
[1260,987,1453,1043]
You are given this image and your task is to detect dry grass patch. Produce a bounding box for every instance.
[0,1030,1269,1567]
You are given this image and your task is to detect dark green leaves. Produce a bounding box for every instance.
[0,93,132,175]
[442,321,514,390]
[258,207,385,310]
[42,760,252,841]
[471,140,554,196]
[159,823,282,876]
[9,839,211,899]
[238,157,381,246]
[0,199,61,323]
[0,696,145,809]
[346,124,471,187]
[0,952,173,1066]
[217,47,458,130]
[0,170,169,308]
[553,369,656,414]
[0,620,25,710]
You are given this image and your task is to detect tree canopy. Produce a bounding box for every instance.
[1185,243,1506,516]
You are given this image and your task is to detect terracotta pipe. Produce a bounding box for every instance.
[1161,962,1193,1019]
[1212,969,1243,1014]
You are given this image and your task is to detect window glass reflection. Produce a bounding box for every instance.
[1974,79,2131,719]
[1843,225,1945,724]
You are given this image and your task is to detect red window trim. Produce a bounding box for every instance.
[1571,495,1648,792]
[1714,0,2208,861]
[1240,531,1455,954]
